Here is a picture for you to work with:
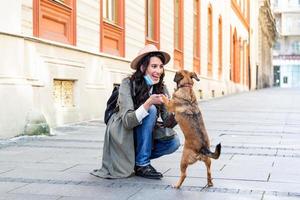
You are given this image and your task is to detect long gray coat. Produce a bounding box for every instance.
[91,78,176,178]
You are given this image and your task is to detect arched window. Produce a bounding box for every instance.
[233,29,238,82]
[230,26,232,81]
[100,0,125,57]
[207,5,213,77]
[237,37,242,83]
[218,16,223,80]
[193,0,200,74]
[146,0,160,48]
[174,0,184,69]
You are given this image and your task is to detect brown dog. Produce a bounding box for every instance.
[162,70,221,188]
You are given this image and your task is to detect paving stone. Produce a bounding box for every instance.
[230,155,275,164]
[10,183,140,199]
[58,196,107,200]
[1,162,78,172]
[128,188,262,200]
[62,163,100,173]
[0,168,105,183]
[263,195,300,200]
[269,172,300,184]
[0,193,60,200]
[272,157,300,170]
[0,182,27,193]
[22,140,102,149]
[213,179,300,194]
[111,176,208,188]
[0,164,15,174]
[221,146,278,155]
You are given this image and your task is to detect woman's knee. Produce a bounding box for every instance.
[145,105,157,122]
[148,105,157,116]
[165,135,180,155]
[172,135,181,151]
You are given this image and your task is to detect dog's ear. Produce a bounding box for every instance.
[190,72,200,81]
[174,72,184,83]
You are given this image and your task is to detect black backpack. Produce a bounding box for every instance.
[104,85,120,124]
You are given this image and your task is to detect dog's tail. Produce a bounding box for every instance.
[200,143,221,159]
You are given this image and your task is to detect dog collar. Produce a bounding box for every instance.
[178,84,193,88]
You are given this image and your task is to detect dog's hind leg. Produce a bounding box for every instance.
[173,149,192,189]
[174,149,198,189]
[174,159,188,189]
[203,157,213,187]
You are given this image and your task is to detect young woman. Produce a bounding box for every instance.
[91,44,180,179]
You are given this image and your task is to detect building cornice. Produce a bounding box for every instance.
[0,31,131,63]
[231,0,250,31]
[273,55,300,60]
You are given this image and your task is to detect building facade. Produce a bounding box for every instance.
[271,0,300,87]
[256,0,277,89]
[0,0,260,138]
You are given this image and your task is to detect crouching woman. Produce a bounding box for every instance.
[91,44,180,179]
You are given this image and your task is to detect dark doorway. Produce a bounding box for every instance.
[273,66,280,87]
[256,65,259,89]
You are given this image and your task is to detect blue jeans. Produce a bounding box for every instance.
[134,105,180,166]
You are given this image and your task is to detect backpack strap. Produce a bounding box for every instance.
[130,80,136,107]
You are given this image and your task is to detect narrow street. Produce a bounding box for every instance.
[0,88,300,200]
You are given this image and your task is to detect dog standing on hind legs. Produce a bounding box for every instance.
[162,70,221,189]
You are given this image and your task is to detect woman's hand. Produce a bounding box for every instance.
[143,94,164,110]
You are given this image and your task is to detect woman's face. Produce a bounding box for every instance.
[145,56,164,85]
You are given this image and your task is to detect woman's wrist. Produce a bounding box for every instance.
[143,99,152,110]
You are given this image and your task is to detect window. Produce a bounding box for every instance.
[103,0,118,24]
[174,0,184,69]
[292,41,300,53]
[207,5,213,77]
[232,28,240,83]
[246,44,250,87]
[218,16,223,80]
[230,26,233,81]
[33,0,76,45]
[273,41,281,50]
[146,0,160,48]
[174,0,180,50]
[275,16,281,33]
[100,0,125,57]
[238,37,242,83]
[193,0,200,74]
[53,80,75,107]
[286,17,292,33]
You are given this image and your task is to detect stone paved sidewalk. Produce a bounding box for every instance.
[0,88,300,199]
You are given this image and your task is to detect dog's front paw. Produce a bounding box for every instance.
[161,95,169,104]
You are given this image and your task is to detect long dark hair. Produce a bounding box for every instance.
[130,52,165,109]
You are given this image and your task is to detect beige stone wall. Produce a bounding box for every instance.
[249,0,260,90]
[229,0,251,92]
[0,32,131,138]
